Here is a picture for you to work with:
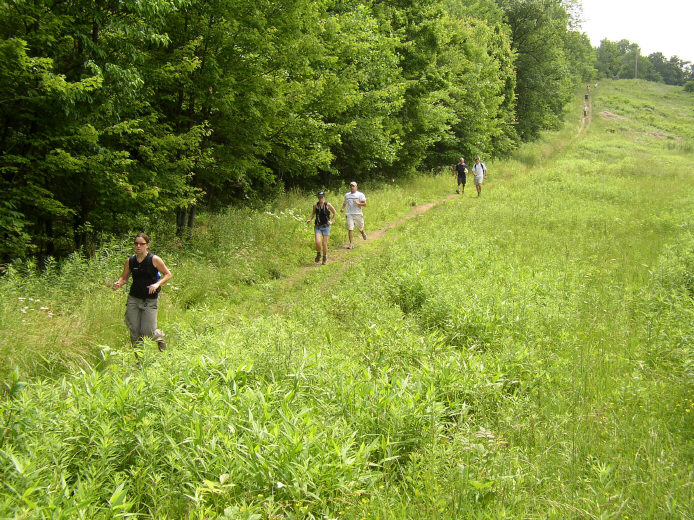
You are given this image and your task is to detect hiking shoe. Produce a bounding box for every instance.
[456,189,459,194]
[348,243,354,250]
[360,230,367,240]
[154,329,167,352]
[322,256,327,265]
[315,252,322,262]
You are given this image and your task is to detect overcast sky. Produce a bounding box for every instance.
[579,0,693,62]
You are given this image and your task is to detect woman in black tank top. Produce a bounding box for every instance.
[306,191,337,265]
[113,233,173,358]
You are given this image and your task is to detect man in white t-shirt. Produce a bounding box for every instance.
[472,157,486,197]
[340,181,367,249]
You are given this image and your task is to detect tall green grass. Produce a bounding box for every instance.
[1,80,693,518]
[0,174,452,384]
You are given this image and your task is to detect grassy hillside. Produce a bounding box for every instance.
[1,80,693,518]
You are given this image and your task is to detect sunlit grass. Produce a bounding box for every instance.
[1,80,693,518]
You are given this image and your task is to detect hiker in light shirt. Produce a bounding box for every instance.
[340,181,367,249]
[472,157,487,197]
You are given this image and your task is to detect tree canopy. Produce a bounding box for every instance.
[1,0,598,261]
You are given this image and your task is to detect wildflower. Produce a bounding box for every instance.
[276,482,285,489]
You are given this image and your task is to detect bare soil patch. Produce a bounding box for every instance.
[599,110,629,121]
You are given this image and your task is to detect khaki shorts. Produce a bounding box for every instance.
[345,214,364,231]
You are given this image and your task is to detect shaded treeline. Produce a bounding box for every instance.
[0,0,594,260]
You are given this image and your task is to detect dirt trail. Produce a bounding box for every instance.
[367,193,459,241]
[300,192,457,271]
[268,89,595,309]
[268,193,459,308]
[577,92,594,137]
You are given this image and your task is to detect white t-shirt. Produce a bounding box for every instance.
[344,190,366,215]
[472,163,486,177]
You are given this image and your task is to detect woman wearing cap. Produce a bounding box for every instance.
[113,233,172,358]
[306,191,337,264]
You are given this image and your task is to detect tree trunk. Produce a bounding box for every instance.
[176,206,196,238]
[187,206,195,231]
[45,217,54,257]
[176,207,186,236]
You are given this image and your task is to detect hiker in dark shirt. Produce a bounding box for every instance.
[113,233,172,356]
[306,191,337,264]
[455,157,468,194]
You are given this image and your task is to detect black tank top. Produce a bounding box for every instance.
[315,202,331,226]
[129,253,160,299]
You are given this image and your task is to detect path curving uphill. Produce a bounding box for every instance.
[278,193,459,285]
[577,92,594,137]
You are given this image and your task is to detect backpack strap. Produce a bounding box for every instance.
[146,253,159,278]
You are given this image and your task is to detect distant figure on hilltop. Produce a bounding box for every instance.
[340,181,367,249]
[306,191,336,265]
[472,157,487,197]
[455,157,468,194]
[113,233,172,360]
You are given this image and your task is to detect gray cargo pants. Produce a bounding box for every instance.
[125,294,164,347]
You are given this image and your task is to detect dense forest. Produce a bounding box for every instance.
[0,0,686,262]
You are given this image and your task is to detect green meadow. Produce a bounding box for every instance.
[1,80,693,518]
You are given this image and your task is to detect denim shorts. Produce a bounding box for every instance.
[314,224,331,236]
